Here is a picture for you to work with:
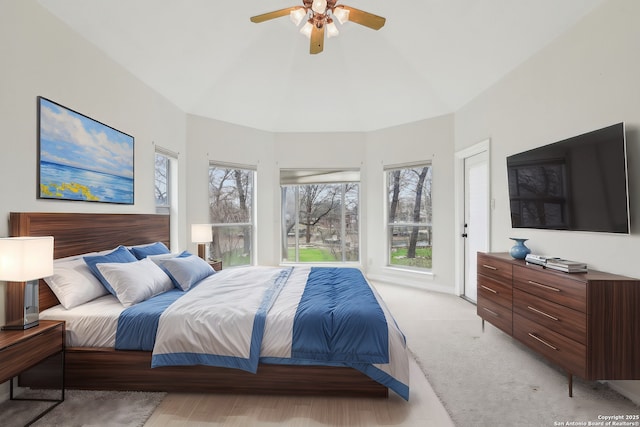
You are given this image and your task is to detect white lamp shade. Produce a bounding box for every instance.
[333,7,350,24]
[191,224,212,243]
[0,236,54,281]
[300,21,314,38]
[326,21,339,38]
[311,0,327,14]
[290,8,307,26]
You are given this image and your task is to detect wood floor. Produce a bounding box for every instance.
[144,358,454,426]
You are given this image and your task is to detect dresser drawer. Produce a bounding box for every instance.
[478,274,512,309]
[478,296,512,335]
[513,266,586,313]
[513,288,586,345]
[477,253,513,283]
[514,314,586,378]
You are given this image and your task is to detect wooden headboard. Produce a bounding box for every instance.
[8,212,170,311]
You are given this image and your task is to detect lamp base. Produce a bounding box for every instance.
[1,320,39,330]
[4,279,40,330]
[198,243,207,260]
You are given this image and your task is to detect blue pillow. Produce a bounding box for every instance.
[130,242,170,260]
[84,246,138,295]
[157,254,215,291]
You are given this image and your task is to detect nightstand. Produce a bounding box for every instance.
[0,320,65,426]
[209,259,223,271]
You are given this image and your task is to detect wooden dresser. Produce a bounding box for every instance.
[477,252,640,396]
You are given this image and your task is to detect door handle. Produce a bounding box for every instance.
[461,233,468,238]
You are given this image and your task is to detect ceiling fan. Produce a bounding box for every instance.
[250,0,386,54]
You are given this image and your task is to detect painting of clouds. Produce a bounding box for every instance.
[38,97,134,204]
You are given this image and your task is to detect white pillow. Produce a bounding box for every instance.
[157,254,215,291]
[147,252,181,263]
[44,256,109,309]
[96,258,174,307]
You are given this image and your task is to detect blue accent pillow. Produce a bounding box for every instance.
[157,254,215,291]
[84,246,138,295]
[130,242,171,260]
[177,250,193,258]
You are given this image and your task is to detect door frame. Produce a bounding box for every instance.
[454,139,491,297]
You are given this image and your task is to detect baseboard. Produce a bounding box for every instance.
[367,272,454,294]
[606,380,640,406]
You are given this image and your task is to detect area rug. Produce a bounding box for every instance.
[374,282,640,427]
[0,389,165,427]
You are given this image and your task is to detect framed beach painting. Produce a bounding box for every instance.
[37,97,134,204]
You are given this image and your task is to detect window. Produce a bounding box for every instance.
[155,148,177,215]
[208,163,255,267]
[386,163,432,270]
[281,169,359,263]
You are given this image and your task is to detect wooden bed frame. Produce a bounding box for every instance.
[9,212,388,397]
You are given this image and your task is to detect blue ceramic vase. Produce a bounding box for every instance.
[509,238,530,259]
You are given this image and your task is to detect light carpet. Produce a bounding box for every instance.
[0,389,165,427]
[373,282,640,427]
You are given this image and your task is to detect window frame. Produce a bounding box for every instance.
[280,169,360,264]
[208,161,256,268]
[154,147,177,215]
[385,162,433,272]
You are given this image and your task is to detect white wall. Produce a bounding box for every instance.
[454,0,640,403]
[365,115,455,292]
[0,1,188,320]
[185,116,455,292]
[273,132,368,266]
[186,115,275,262]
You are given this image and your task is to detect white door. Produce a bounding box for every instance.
[463,151,489,302]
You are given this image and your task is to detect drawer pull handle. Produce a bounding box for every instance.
[528,333,558,351]
[527,306,559,321]
[482,264,498,271]
[481,285,498,294]
[527,280,561,292]
[482,307,499,317]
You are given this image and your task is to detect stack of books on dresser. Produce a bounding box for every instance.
[545,258,588,273]
[524,254,552,267]
[525,254,588,273]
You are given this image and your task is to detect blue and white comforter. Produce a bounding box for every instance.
[115,266,410,400]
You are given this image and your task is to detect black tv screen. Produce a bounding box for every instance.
[507,123,629,234]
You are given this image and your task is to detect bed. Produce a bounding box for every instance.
[9,212,409,399]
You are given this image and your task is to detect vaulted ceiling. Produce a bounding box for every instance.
[38,0,606,132]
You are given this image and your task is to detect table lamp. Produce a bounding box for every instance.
[191,224,212,260]
[0,236,54,330]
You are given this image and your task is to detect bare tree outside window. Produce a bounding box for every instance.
[155,152,171,214]
[386,164,432,270]
[282,182,359,263]
[208,165,254,267]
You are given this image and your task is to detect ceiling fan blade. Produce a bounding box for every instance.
[250,7,300,23]
[310,25,324,54]
[340,5,386,30]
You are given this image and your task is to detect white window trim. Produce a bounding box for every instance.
[384,162,433,272]
[208,162,257,267]
[279,168,361,265]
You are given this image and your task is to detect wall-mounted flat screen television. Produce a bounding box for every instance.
[507,122,629,234]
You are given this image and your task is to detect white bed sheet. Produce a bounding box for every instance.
[40,294,124,347]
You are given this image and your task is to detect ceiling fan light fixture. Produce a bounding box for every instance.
[250,2,385,54]
[326,20,339,38]
[300,21,314,38]
[290,7,307,26]
[311,0,327,14]
[333,6,349,24]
